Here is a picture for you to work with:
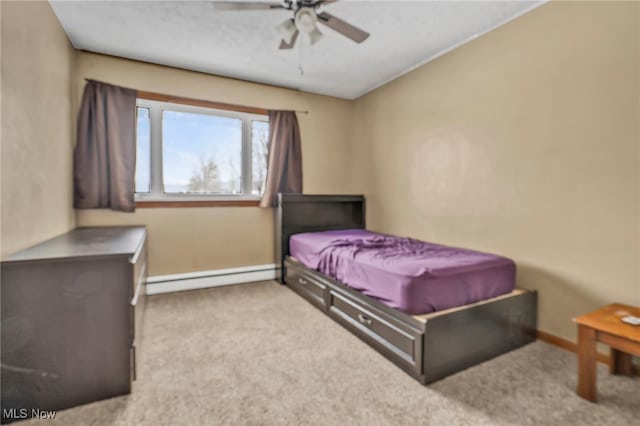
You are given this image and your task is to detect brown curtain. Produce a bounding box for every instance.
[260,111,303,208]
[74,80,137,212]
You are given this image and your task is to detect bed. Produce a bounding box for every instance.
[276,193,537,384]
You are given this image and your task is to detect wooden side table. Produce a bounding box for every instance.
[573,303,640,402]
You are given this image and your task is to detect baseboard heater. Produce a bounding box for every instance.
[146,263,276,295]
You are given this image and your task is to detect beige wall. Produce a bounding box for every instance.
[0,1,76,257]
[74,52,356,276]
[352,1,640,342]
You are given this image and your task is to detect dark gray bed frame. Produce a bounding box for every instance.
[276,193,538,384]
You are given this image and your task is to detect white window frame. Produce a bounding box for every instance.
[135,99,269,202]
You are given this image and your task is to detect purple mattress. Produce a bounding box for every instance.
[289,229,515,314]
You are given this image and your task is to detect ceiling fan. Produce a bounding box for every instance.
[214,0,370,49]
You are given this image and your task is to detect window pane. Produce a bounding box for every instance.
[135,107,150,193]
[162,111,242,194]
[251,121,270,195]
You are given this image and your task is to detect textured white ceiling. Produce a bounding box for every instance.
[49,0,543,99]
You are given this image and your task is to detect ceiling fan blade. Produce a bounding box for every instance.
[278,30,299,49]
[214,2,286,11]
[317,12,369,43]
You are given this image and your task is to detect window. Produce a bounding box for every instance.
[134,99,269,201]
[135,107,151,193]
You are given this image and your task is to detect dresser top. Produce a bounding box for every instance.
[3,226,146,263]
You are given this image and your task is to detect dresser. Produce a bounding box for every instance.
[0,226,147,422]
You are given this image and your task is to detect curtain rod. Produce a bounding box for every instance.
[84,78,309,115]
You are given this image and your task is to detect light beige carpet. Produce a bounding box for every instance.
[24,281,639,426]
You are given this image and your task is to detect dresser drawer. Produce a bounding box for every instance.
[284,260,328,309]
[328,290,422,373]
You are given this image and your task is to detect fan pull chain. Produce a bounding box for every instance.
[298,36,305,77]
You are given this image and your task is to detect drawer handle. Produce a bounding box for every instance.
[298,277,308,285]
[358,313,372,326]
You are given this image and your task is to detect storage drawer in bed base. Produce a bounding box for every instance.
[285,261,328,309]
[283,257,537,385]
[328,290,423,376]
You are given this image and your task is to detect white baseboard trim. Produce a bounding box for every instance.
[146,263,276,295]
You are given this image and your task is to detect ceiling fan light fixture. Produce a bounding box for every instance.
[276,18,297,45]
[294,7,318,34]
[218,1,371,50]
[308,27,323,45]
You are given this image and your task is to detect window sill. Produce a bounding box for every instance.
[136,200,262,208]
